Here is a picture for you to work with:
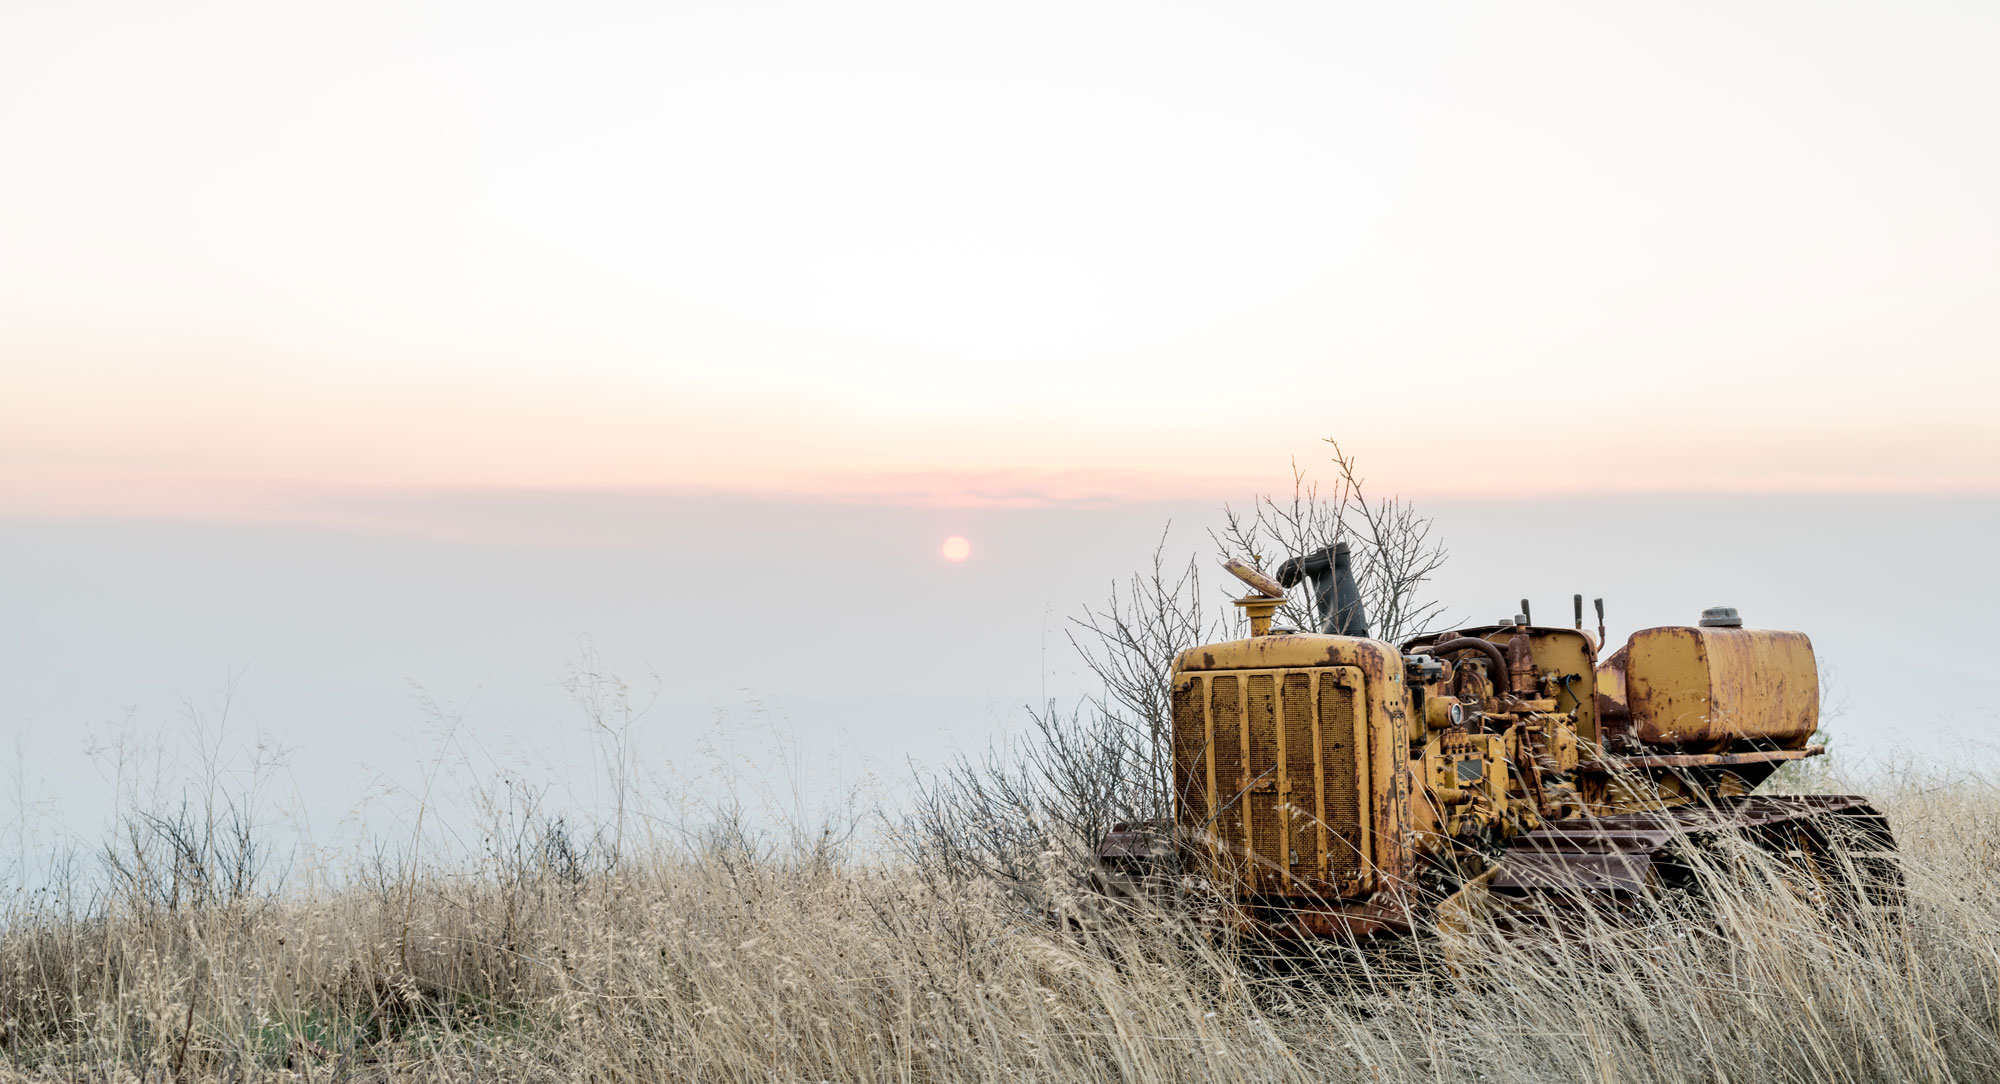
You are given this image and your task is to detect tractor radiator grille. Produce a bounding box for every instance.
[1172,666,1369,898]
[1170,678,1209,840]
[1318,677,1362,883]
[1208,676,1245,880]
[1245,674,1281,892]
[1281,673,1316,883]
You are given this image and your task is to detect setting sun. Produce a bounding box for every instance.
[941,536,971,562]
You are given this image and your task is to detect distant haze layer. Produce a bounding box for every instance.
[3,489,1994,852]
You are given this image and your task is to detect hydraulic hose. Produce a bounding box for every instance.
[1426,637,1510,685]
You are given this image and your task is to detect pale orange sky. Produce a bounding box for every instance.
[3,0,1996,517]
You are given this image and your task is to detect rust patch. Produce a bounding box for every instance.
[1276,896,1414,939]
[1582,746,1825,771]
[1623,626,1818,747]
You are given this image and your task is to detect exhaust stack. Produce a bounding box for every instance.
[1276,541,1371,638]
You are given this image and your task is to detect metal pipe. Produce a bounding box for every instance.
[1275,542,1370,637]
[1427,637,1509,684]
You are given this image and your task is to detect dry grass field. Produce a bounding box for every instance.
[3,761,1997,1084]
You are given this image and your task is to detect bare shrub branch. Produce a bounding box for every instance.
[1063,528,1220,815]
[1212,440,1452,642]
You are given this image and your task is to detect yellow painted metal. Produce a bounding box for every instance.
[1532,629,1600,743]
[1344,668,1373,896]
[1170,661,1371,898]
[1275,671,1294,894]
[1174,632,1408,898]
[1201,676,1219,875]
[1423,731,1509,839]
[1622,626,1818,747]
[1232,594,1284,636]
[1597,657,1626,732]
[1159,614,1840,942]
[1308,670,1328,884]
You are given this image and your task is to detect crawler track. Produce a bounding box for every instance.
[1490,794,1901,910]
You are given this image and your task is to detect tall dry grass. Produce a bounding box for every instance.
[4,765,1999,1083]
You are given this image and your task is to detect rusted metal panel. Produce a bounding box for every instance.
[1319,671,1367,890]
[1582,745,1825,771]
[1278,671,1313,893]
[1623,626,1818,747]
[1524,629,1600,745]
[1170,648,1378,900]
[1278,897,1415,939]
[1245,673,1280,893]
[1173,633,1411,897]
[1491,851,1657,894]
[1594,645,1635,751]
[1211,674,1247,882]
[1095,822,1173,859]
[1170,676,1213,873]
[1487,794,1890,901]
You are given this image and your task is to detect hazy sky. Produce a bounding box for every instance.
[5,490,1997,862]
[4,0,1997,512]
[3,2,1999,856]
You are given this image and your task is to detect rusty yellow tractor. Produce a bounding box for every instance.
[1094,543,1898,940]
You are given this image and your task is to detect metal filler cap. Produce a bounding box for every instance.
[1698,606,1743,628]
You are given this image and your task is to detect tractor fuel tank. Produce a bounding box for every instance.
[1603,625,1819,748]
